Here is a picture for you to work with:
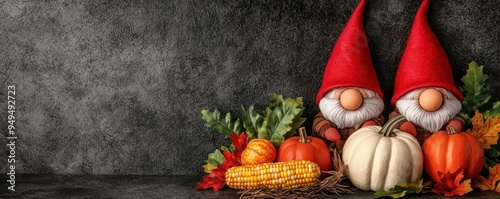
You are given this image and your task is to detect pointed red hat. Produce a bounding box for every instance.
[316,0,382,104]
[390,0,463,105]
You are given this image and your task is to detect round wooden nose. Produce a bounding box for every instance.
[418,88,443,111]
[340,89,363,111]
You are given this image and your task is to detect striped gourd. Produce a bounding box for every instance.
[225,160,320,190]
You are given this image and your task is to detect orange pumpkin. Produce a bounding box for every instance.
[422,126,484,183]
[277,127,332,176]
[241,138,276,165]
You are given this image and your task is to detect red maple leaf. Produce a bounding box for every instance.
[195,132,248,191]
[432,168,473,197]
[230,131,248,158]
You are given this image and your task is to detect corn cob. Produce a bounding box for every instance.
[225,160,321,190]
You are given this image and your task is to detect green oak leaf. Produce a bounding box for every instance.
[205,149,225,167]
[484,101,500,118]
[460,61,491,120]
[261,98,302,146]
[484,146,500,168]
[241,105,264,140]
[269,93,284,108]
[286,97,306,138]
[374,190,407,199]
[374,179,423,198]
[201,109,243,138]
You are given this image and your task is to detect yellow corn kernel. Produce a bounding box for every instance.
[225,160,320,190]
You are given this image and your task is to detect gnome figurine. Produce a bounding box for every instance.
[390,0,464,145]
[313,0,385,150]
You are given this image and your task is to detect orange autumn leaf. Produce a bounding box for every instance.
[432,168,473,197]
[468,110,500,149]
[487,164,500,193]
[473,176,494,191]
[476,164,500,192]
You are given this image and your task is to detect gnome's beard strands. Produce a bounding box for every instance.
[319,89,384,129]
[396,89,462,132]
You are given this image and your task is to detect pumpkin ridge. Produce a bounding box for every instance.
[358,134,381,189]
[372,136,390,190]
[432,132,444,177]
[431,133,450,179]
[312,141,330,168]
[387,138,400,191]
[460,133,484,177]
[455,133,471,176]
[278,139,296,155]
[395,131,423,181]
[446,133,466,176]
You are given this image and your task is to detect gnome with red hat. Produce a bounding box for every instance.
[313,0,385,150]
[390,0,464,145]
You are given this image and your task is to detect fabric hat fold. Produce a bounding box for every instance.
[391,0,463,105]
[316,0,383,104]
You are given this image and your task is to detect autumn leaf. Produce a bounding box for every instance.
[432,168,473,197]
[374,190,407,198]
[203,163,217,174]
[205,149,225,167]
[230,131,248,158]
[196,132,248,191]
[201,109,243,138]
[473,176,494,191]
[468,110,500,149]
[374,179,424,198]
[487,164,500,192]
[474,164,500,192]
[484,101,500,118]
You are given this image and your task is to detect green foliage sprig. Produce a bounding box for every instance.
[460,61,500,168]
[202,93,306,147]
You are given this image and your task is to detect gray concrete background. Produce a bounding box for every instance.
[1,0,499,176]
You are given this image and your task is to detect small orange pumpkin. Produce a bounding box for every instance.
[422,126,484,183]
[277,127,332,176]
[241,138,276,165]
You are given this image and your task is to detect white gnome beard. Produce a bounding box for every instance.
[395,89,462,132]
[319,89,384,129]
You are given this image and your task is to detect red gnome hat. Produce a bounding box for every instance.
[390,0,463,105]
[316,0,382,104]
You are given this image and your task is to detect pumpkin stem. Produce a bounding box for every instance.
[379,115,407,137]
[298,127,311,143]
[446,125,458,134]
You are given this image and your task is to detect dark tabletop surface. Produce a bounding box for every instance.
[1,174,499,198]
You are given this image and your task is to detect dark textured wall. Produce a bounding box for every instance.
[1,0,499,175]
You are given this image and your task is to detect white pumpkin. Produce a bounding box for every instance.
[342,115,423,191]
